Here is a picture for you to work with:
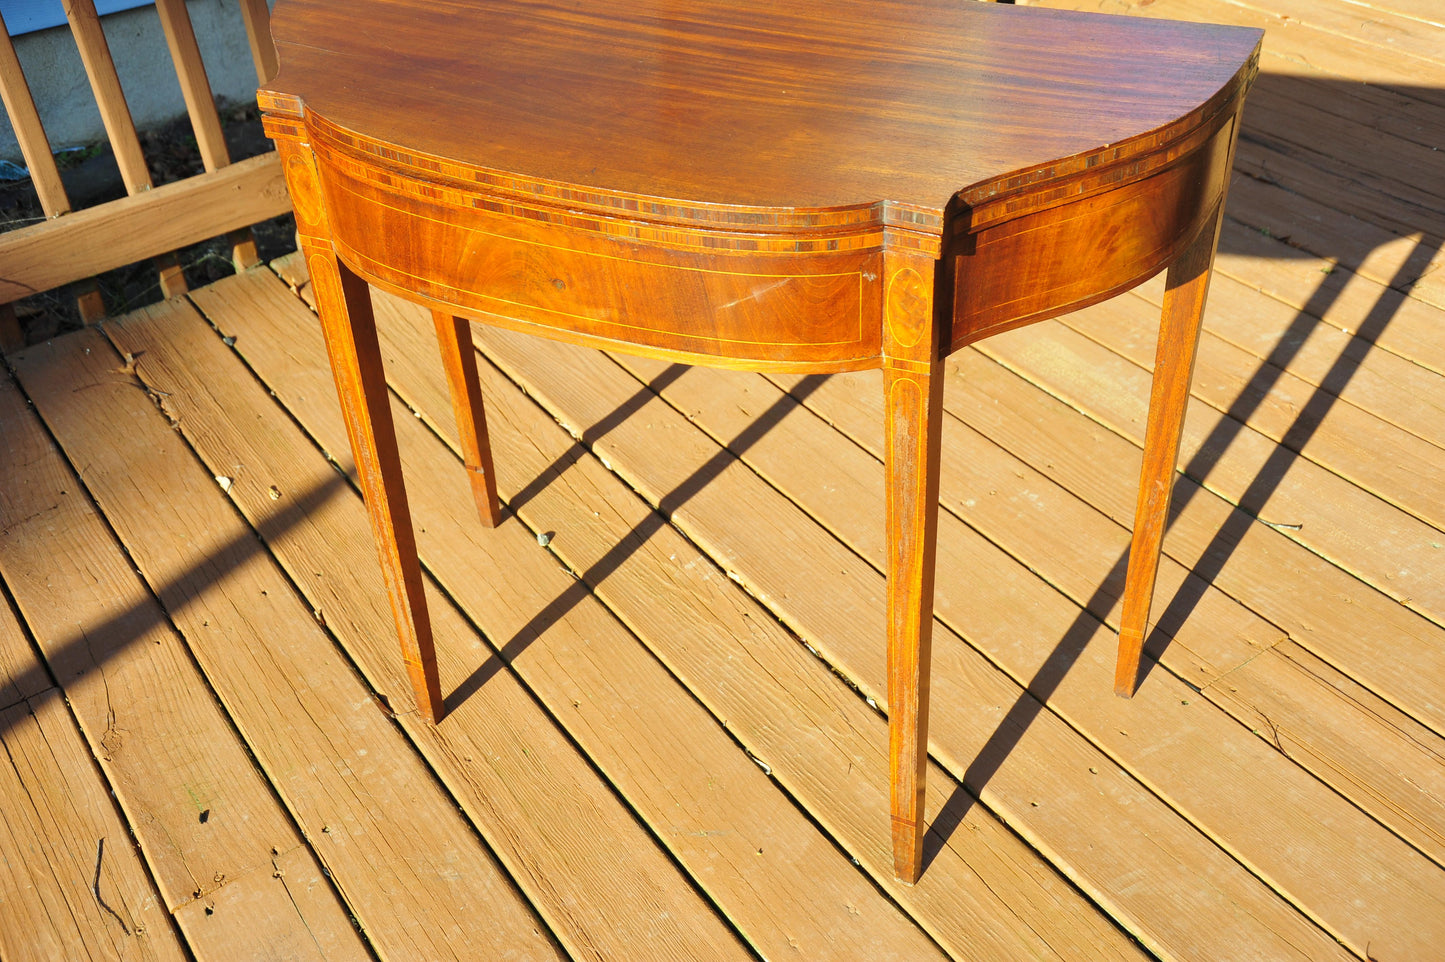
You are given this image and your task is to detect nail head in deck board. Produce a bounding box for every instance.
[0,692,187,962]
[171,848,368,962]
[109,291,757,962]
[976,320,1445,625]
[11,330,567,962]
[0,375,371,962]
[470,322,1355,962]
[943,345,1445,739]
[183,270,950,961]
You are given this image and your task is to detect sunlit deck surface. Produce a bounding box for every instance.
[2,0,1443,959]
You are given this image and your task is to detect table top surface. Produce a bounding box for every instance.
[263,0,1260,221]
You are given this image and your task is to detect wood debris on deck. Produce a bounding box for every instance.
[1,0,1443,958]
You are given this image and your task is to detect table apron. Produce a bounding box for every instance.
[313,157,897,371]
[948,111,1236,351]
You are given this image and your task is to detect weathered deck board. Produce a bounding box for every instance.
[619,359,1279,680]
[1062,285,1445,530]
[1027,0,1445,92]
[1222,0,1445,67]
[1213,219,1445,379]
[1234,137,1442,248]
[10,331,568,962]
[0,373,372,961]
[1241,77,1445,199]
[90,296,753,959]
[938,349,1445,740]
[0,686,186,961]
[0,586,47,712]
[1019,1,1445,313]
[1130,269,1445,458]
[1226,174,1445,313]
[546,338,1445,957]
[1358,0,1445,29]
[977,322,1444,620]
[268,250,1370,960]
[1236,88,1445,232]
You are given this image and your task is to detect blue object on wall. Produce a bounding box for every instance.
[2,1,154,37]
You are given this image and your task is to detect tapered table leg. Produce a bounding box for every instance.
[431,310,502,527]
[1116,206,1226,697]
[305,242,446,722]
[881,257,944,884]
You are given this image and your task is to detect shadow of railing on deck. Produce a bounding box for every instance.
[0,459,349,726]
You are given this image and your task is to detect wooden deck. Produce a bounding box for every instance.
[2,0,1443,958]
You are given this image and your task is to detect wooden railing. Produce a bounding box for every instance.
[0,0,292,349]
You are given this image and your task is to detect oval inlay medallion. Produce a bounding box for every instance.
[885,266,929,350]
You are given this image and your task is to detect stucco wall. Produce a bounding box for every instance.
[1,0,269,163]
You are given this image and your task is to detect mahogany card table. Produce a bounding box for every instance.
[260,0,1261,883]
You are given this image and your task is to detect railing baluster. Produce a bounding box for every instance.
[154,0,259,269]
[0,17,68,215]
[155,0,229,171]
[0,2,288,341]
[64,0,187,298]
[237,0,278,84]
[0,8,106,344]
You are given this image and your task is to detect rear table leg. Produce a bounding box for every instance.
[1116,206,1226,697]
[431,310,502,527]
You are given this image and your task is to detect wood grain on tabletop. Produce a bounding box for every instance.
[263,0,1259,217]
